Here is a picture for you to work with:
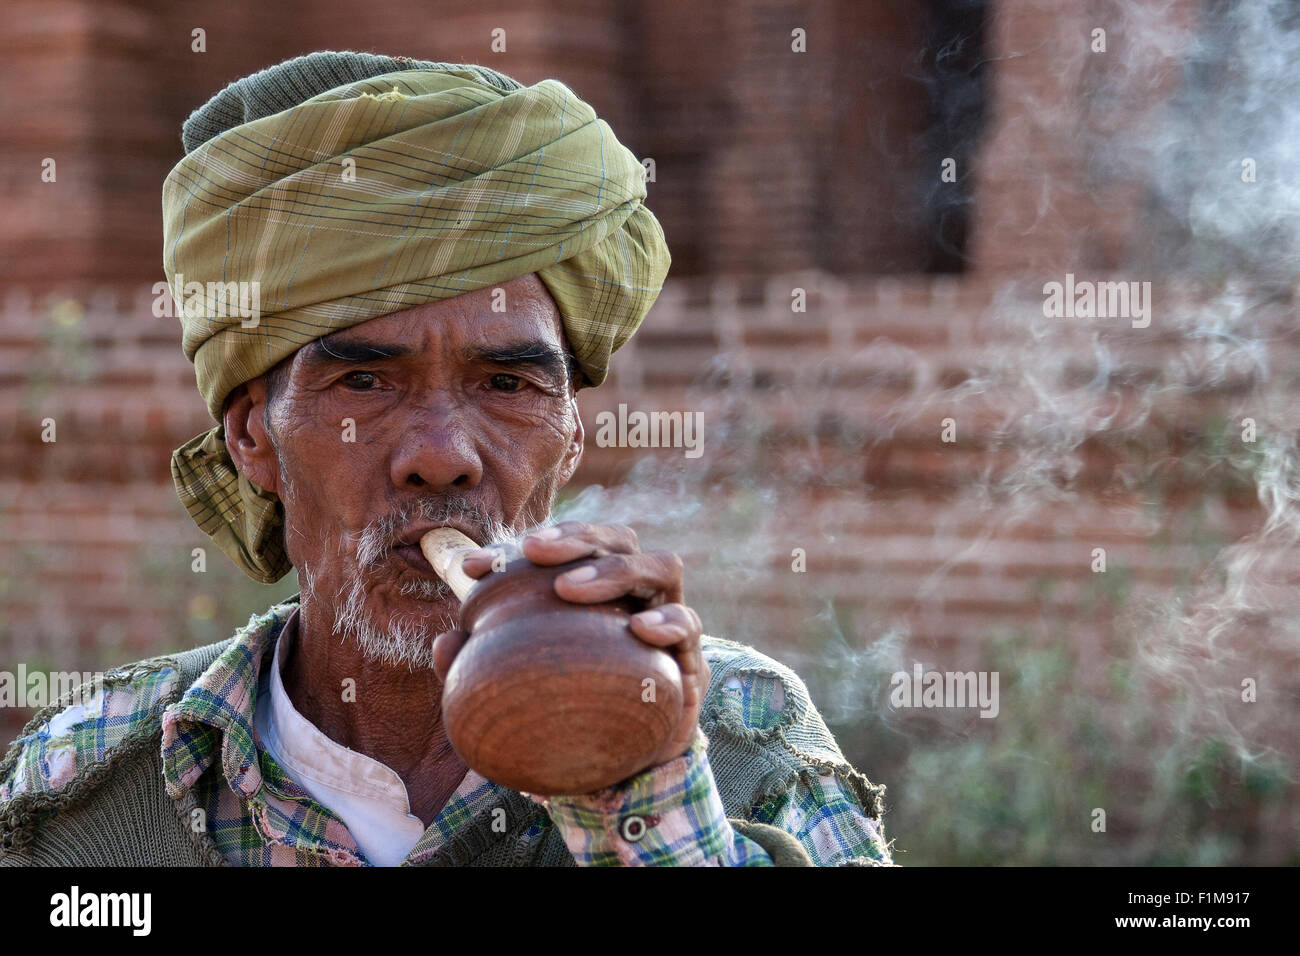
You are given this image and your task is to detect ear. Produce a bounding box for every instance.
[223,378,281,494]
[556,395,585,487]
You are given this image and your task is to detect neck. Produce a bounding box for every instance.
[280,598,469,827]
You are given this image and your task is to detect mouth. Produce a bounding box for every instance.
[391,521,493,575]
[393,543,437,575]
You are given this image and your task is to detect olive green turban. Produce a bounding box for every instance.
[162,52,670,583]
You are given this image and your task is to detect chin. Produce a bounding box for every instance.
[395,576,451,602]
[340,590,457,670]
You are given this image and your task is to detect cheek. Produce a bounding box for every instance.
[272,424,389,566]
[503,420,577,522]
[519,398,576,447]
[485,403,574,473]
[281,407,390,484]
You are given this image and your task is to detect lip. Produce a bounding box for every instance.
[394,543,437,575]
[391,521,497,579]
[394,520,490,551]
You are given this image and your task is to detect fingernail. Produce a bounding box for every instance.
[562,565,598,583]
[532,527,562,541]
[635,610,664,625]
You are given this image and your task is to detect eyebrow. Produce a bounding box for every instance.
[299,334,570,384]
[300,336,414,365]
[465,341,570,384]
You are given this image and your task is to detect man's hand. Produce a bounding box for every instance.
[431,521,710,777]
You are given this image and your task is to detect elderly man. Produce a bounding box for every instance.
[0,52,893,867]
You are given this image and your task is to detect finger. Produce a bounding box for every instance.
[628,605,688,646]
[432,628,470,683]
[459,548,501,579]
[553,550,684,605]
[520,521,640,566]
[628,604,703,674]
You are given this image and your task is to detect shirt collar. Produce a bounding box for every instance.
[161,599,297,801]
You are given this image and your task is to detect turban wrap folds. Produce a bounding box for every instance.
[162,52,670,583]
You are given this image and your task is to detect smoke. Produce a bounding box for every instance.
[1136,0,1300,284]
[537,0,1300,862]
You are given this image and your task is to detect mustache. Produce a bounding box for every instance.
[352,497,513,571]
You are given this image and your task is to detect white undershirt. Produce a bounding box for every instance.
[253,622,452,866]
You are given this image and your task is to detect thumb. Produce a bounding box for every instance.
[432,628,471,683]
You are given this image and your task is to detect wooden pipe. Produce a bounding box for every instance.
[419,527,684,796]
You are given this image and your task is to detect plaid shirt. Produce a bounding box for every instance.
[2,600,893,866]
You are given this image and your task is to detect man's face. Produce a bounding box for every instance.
[254,273,584,669]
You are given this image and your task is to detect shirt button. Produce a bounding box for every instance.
[619,814,648,842]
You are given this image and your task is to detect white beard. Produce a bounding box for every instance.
[300,499,524,670]
[331,570,452,670]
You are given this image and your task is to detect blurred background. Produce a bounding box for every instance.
[1,0,1297,864]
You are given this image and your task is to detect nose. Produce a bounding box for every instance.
[389,400,484,492]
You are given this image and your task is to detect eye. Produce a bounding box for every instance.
[342,371,378,390]
[489,373,525,392]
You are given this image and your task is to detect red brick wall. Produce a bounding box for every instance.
[3,270,1294,666]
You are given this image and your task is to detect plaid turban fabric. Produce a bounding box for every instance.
[162,52,670,583]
